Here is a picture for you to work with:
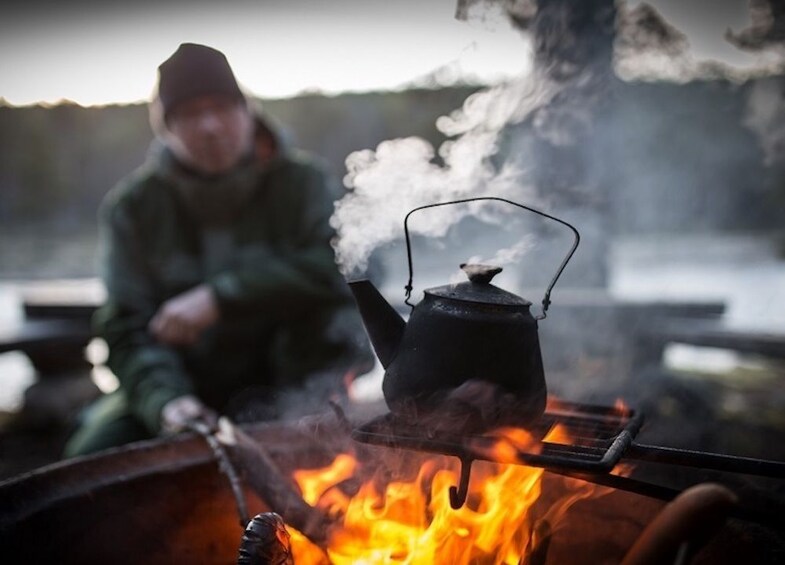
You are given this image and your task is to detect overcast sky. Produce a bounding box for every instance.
[0,0,773,107]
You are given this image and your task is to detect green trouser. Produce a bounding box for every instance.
[63,391,152,458]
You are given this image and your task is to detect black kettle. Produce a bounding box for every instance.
[348,197,580,426]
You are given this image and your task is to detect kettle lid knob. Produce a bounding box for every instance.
[460,263,503,285]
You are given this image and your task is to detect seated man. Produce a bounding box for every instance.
[65,43,371,456]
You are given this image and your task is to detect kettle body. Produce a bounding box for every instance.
[381,279,547,423]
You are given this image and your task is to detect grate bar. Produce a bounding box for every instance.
[626,443,785,478]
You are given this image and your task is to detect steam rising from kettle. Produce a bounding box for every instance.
[349,197,580,428]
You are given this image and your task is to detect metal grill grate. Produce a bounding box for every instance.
[352,398,785,511]
[353,399,642,474]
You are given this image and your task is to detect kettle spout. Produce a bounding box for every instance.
[348,279,405,369]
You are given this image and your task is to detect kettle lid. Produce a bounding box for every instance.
[425,264,532,307]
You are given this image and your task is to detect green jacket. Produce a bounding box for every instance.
[94,132,368,434]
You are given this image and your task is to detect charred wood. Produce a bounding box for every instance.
[215,418,332,549]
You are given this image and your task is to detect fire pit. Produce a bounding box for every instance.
[1,416,783,564]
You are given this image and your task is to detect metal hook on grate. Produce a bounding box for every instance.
[449,457,475,509]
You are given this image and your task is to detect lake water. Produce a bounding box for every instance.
[1,231,784,412]
[610,233,785,332]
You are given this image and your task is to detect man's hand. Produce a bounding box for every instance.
[149,284,220,346]
[160,394,218,434]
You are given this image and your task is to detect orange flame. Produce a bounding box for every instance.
[294,454,357,506]
[470,426,542,464]
[542,423,572,445]
[288,419,611,564]
[612,462,637,478]
[614,398,631,417]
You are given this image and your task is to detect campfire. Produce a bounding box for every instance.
[285,414,611,564]
[224,390,783,564]
[0,406,782,563]
[292,457,584,564]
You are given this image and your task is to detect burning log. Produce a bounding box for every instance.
[215,418,332,549]
[521,519,551,565]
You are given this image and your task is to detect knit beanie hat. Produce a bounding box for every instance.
[156,43,244,119]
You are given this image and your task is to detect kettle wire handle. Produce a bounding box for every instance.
[403,196,581,319]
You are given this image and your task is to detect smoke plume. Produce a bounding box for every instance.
[727,0,785,52]
[744,76,785,167]
[614,3,698,83]
[331,71,558,276]
[617,1,785,83]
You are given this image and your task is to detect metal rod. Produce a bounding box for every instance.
[627,443,785,478]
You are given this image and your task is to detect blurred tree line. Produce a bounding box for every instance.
[1,78,784,280]
[0,87,479,230]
